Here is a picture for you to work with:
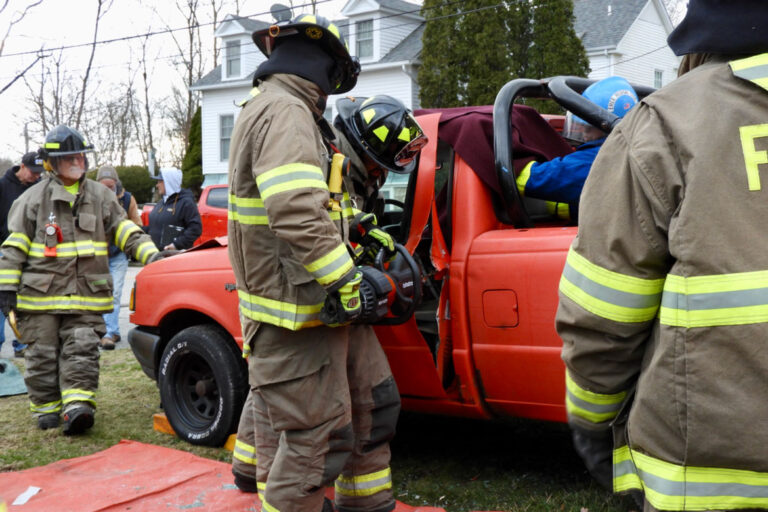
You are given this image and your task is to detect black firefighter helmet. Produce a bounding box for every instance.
[38,125,94,172]
[252,5,360,94]
[335,95,428,174]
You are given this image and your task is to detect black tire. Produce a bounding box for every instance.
[158,324,248,446]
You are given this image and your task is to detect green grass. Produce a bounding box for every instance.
[0,350,638,511]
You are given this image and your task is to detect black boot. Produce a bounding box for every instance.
[232,469,258,493]
[37,413,59,430]
[322,497,335,512]
[62,405,94,435]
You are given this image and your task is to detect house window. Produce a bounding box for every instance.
[226,40,241,78]
[356,19,373,59]
[654,69,663,89]
[220,114,234,161]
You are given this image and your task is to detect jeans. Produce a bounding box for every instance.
[102,252,129,339]
[0,313,26,353]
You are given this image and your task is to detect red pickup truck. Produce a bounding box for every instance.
[128,77,654,446]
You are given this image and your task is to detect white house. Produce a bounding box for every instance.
[574,0,679,87]
[192,0,679,186]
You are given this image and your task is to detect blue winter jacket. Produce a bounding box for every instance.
[517,138,605,204]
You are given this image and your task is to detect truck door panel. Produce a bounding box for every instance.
[466,227,576,421]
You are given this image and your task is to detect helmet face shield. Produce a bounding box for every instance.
[394,132,428,167]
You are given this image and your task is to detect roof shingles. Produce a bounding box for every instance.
[573,0,647,50]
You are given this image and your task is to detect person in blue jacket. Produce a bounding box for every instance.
[516,76,638,210]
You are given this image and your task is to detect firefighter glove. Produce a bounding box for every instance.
[0,290,17,316]
[320,271,362,326]
[350,212,395,264]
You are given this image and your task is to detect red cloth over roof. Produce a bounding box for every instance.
[415,105,573,194]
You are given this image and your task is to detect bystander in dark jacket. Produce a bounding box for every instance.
[145,167,201,250]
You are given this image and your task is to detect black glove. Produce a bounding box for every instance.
[146,249,178,264]
[319,272,362,326]
[571,424,613,491]
[349,212,395,265]
[0,290,17,316]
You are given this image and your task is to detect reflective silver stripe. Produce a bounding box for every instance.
[115,220,141,250]
[733,64,768,82]
[238,291,323,331]
[62,389,96,405]
[256,163,327,200]
[233,439,257,466]
[17,295,113,311]
[304,244,354,286]
[136,241,158,264]
[228,195,268,225]
[3,233,31,253]
[335,468,393,497]
[614,445,768,510]
[565,371,626,424]
[562,263,662,310]
[0,269,21,285]
[30,400,62,413]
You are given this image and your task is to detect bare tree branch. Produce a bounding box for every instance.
[0,0,43,58]
[75,0,112,129]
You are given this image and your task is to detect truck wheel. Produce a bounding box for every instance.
[158,325,248,446]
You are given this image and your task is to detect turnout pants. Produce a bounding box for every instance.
[20,313,104,417]
[234,323,400,512]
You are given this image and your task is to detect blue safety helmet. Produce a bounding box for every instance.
[563,76,638,144]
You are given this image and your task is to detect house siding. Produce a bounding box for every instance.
[339,67,417,117]
[592,2,678,87]
[200,86,250,179]
[379,16,420,61]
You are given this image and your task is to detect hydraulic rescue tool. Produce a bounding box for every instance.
[320,243,422,326]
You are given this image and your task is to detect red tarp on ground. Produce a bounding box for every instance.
[0,440,471,512]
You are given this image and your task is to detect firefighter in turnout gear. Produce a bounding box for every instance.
[230,93,426,506]
[0,125,159,435]
[555,1,768,510]
[227,6,401,511]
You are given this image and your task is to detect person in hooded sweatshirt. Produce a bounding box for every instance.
[145,167,201,250]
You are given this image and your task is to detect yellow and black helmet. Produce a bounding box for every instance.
[252,6,360,94]
[335,95,428,174]
[38,125,94,171]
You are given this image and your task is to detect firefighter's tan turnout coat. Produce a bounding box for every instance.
[0,174,157,416]
[228,74,399,512]
[557,53,768,511]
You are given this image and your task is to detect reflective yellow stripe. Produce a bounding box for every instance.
[304,243,354,286]
[545,201,570,220]
[136,241,158,264]
[329,192,355,221]
[256,163,327,200]
[238,290,324,331]
[565,371,626,424]
[28,241,108,258]
[262,499,280,512]
[237,86,261,106]
[30,399,62,414]
[517,160,534,195]
[0,269,21,285]
[559,248,664,323]
[233,439,258,466]
[17,294,113,312]
[3,232,31,253]
[335,467,393,497]
[228,194,268,225]
[45,142,60,149]
[730,53,768,91]
[614,445,768,510]
[62,388,96,406]
[116,219,142,250]
[660,270,768,327]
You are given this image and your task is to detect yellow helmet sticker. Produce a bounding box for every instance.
[300,14,317,24]
[373,126,389,142]
[362,108,376,124]
[398,127,411,142]
[328,23,340,39]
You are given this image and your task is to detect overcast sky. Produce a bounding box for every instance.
[0,0,361,162]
